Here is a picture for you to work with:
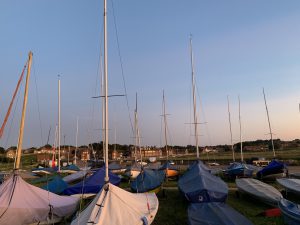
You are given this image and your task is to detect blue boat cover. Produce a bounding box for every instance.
[188,202,253,225]
[131,168,165,193]
[256,159,285,179]
[62,164,80,171]
[62,167,121,195]
[178,160,228,203]
[224,162,253,178]
[42,175,68,194]
[108,162,124,170]
[279,198,300,225]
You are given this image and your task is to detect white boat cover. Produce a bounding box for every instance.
[63,170,88,183]
[236,178,282,206]
[277,178,300,195]
[0,174,79,225]
[71,182,158,225]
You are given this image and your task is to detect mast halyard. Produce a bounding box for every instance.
[227,96,235,162]
[238,95,244,162]
[263,88,276,158]
[15,51,33,170]
[189,36,200,159]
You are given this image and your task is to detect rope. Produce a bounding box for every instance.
[0,64,27,139]
[32,58,44,146]
[110,0,134,136]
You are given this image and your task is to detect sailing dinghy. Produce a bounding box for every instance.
[0,52,79,225]
[278,198,300,225]
[236,178,282,206]
[277,178,300,196]
[70,0,159,223]
[188,202,253,225]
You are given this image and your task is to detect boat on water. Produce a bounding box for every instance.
[188,202,253,225]
[178,160,228,203]
[235,178,282,206]
[130,168,165,193]
[278,198,300,225]
[277,178,300,196]
[70,0,159,223]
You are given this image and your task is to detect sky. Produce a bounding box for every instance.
[1,0,300,149]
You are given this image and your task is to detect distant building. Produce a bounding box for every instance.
[6,148,16,159]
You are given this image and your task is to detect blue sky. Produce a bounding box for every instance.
[1,0,300,148]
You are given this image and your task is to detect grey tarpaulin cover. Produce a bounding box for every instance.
[188,202,253,225]
[178,160,228,203]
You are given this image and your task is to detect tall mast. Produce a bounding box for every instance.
[134,93,138,162]
[238,95,243,162]
[227,96,235,161]
[15,51,33,170]
[189,36,199,158]
[104,0,109,183]
[162,90,168,160]
[75,116,79,165]
[58,75,61,171]
[263,88,276,157]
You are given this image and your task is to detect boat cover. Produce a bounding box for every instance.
[236,178,282,206]
[63,170,89,183]
[42,175,68,194]
[61,164,80,171]
[188,202,253,225]
[277,178,300,195]
[0,174,78,225]
[224,162,253,178]
[160,161,178,171]
[279,198,300,225]
[71,183,158,225]
[178,160,228,203]
[108,162,124,170]
[256,159,285,179]
[131,168,165,193]
[62,167,121,195]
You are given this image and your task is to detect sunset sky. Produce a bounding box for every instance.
[1,0,300,149]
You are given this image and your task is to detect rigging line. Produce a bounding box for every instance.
[4,76,24,149]
[110,0,134,136]
[32,58,44,146]
[0,64,27,139]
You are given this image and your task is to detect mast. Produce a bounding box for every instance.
[227,96,235,161]
[134,93,138,162]
[58,75,61,171]
[104,0,109,183]
[238,95,244,162]
[162,90,168,160]
[263,88,276,157]
[189,36,199,158]
[15,51,33,170]
[75,116,79,165]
